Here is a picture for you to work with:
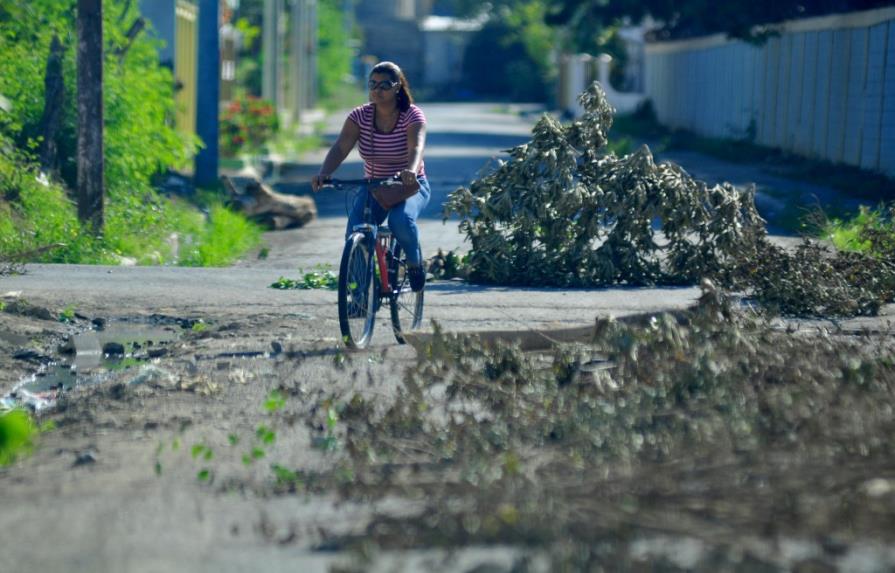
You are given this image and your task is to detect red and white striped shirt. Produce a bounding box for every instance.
[348,103,427,179]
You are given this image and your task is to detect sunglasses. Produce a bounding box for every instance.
[368,80,398,91]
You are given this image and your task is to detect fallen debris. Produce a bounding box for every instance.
[221,175,316,230]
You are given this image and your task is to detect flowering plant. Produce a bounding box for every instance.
[219,95,279,157]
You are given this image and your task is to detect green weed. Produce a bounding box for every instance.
[0,409,37,466]
[824,204,894,255]
[264,390,286,412]
[58,305,76,323]
[271,264,338,290]
[271,463,303,491]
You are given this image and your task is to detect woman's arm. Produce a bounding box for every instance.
[405,122,426,173]
[399,122,426,187]
[311,117,360,192]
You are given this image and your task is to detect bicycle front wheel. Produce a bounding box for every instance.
[389,243,424,344]
[338,233,377,348]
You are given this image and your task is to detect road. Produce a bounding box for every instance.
[3,103,703,347]
[2,103,886,573]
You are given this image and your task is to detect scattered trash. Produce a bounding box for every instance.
[128,365,178,388]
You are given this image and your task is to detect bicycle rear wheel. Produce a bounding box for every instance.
[389,242,424,344]
[338,233,377,348]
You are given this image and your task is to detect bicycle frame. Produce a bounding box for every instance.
[375,233,393,295]
[327,176,398,297]
[326,175,425,348]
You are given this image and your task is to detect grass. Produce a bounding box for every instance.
[0,157,263,267]
[176,202,262,267]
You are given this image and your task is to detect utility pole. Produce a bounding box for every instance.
[77,0,104,233]
[195,0,219,187]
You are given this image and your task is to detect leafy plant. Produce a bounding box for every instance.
[0,409,37,466]
[219,94,278,157]
[824,204,895,257]
[0,1,261,267]
[270,265,338,290]
[58,305,76,323]
[426,249,468,281]
[264,390,286,412]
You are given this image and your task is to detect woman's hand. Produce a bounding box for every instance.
[311,174,327,193]
[397,169,417,188]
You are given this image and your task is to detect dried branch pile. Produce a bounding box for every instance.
[446,83,895,317]
[308,288,895,566]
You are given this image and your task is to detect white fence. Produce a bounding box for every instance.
[644,7,895,176]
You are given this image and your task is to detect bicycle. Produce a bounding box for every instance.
[321,177,425,349]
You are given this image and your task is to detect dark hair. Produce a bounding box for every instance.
[371,61,413,112]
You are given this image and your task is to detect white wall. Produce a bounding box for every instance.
[644,7,895,176]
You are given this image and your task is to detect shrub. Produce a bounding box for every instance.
[219,94,278,157]
[0,0,259,267]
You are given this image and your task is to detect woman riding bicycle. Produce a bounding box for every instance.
[311,61,429,292]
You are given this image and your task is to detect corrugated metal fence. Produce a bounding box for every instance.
[645,7,895,176]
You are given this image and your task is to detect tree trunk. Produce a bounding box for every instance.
[77,0,104,233]
[38,35,65,173]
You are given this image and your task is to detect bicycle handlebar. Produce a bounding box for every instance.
[319,176,399,188]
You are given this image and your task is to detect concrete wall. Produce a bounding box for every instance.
[644,7,895,176]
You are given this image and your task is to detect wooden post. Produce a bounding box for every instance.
[77,0,104,233]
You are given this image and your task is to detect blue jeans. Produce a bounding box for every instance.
[346,177,430,266]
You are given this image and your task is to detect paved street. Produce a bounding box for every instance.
[4,104,705,349]
[5,103,886,346]
[1,103,891,573]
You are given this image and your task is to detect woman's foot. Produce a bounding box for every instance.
[408,265,426,292]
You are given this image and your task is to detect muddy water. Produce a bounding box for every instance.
[2,321,181,411]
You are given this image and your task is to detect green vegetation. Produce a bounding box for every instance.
[58,305,76,323]
[824,205,895,256]
[317,0,355,102]
[271,264,338,290]
[544,0,894,43]
[0,409,37,466]
[461,1,556,101]
[0,1,260,267]
[426,249,469,281]
[219,95,279,157]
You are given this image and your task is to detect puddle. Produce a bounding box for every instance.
[2,319,182,411]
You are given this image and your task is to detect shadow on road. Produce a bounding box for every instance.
[425,281,700,296]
